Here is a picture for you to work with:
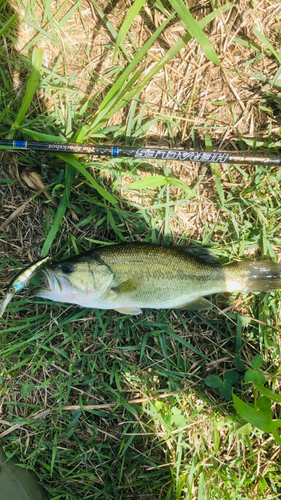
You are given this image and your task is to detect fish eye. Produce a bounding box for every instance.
[60,264,73,274]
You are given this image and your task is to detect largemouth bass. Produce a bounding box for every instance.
[35,243,281,315]
[0,256,50,318]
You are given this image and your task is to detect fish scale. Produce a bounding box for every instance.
[102,244,223,308]
[35,243,281,315]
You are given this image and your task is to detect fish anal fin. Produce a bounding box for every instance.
[115,306,143,315]
[178,297,213,311]
[113,278,141,296]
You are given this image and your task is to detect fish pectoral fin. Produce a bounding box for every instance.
[178,297,213,311]
[115,306,143,315]
[113,278,141,296]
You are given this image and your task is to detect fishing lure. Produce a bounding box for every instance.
[0,256,50,318]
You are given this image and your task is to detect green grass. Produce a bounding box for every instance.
[1,0,281,499]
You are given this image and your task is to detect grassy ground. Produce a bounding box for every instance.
[1,0,281,498]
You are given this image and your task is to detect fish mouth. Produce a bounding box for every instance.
[40,269,63,294]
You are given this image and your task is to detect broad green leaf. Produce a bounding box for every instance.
[168,177,197,196]
[244,369,266,385]
[255,384,281,404]
[211,100,228,106]
[113,0,147,61]
[251,354,263,370]
[257,396,271,414]
[197,471,206,499]
[171,408,186,427]
[223,371,239,385]
[126,174,196,196]
[56,153,117,204]
[213,425,220,454]
[219,383,232,400]
[205,375,222,389]
[236,423,252,435]
[22,128,67,142]
[168,0,221,66]
[253,27,281,64]
[171,414,186,427]
[125,175,167,190]
[233,394,275,433]
[148,402,174,437]
[272,428,281,446]
[11,48,44,133]
[234,355,246,372]
[233,38,260,51]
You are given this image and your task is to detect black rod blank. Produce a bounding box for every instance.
[0,139,280,166]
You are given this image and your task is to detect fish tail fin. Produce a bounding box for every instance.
[226,261,281,293]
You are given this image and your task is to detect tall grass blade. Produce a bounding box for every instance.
[24,0,72,51]
[126,175,196,196]
[56,153,117,204]
[168,0,221,66]
[22,128,67,143]
[98,4,233,130]
[0,12,18,37]
[57,0,84,28]
[78,4,231,138]
[11,48,44,133]
[42,164,75,255]
[126,176,167,189]
[113,0,147,61]
[253,28,281,64]
[77,14,173,140]
[89,0,131,61]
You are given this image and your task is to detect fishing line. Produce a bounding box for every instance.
[0,139,280,165]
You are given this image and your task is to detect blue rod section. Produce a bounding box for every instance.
[13,140,27,148]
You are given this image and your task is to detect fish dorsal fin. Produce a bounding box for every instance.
[176,246,219,265]
[178,297,213,310]
[115,306,143,315]
[113,278,141,296]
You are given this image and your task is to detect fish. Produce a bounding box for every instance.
[0,256,51,318]
[35,243,281,315]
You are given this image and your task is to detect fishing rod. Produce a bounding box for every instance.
[0,139,280,166]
